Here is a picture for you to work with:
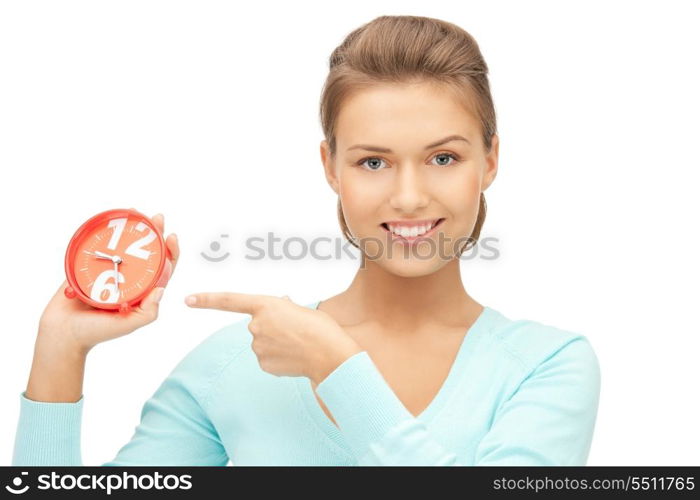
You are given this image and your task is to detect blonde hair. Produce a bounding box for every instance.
[319,15,497,256]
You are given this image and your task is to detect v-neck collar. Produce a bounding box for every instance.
[293,300,495,456]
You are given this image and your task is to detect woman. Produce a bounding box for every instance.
[13,15,600,466]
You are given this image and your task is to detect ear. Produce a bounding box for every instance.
[481,134,499,191]
[320,139,340,195]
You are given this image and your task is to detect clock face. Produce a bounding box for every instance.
[70,214,163,305]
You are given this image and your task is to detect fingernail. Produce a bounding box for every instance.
[154,288,165,304]
[185,295,197,306]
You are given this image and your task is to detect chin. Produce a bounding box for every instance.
[375,255,447,278]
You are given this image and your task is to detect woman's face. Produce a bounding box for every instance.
[321,80,498,277]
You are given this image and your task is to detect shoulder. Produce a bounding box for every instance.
[482,307,601,389]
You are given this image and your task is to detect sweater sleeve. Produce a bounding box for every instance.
[314,337,601,466]
[12,391,85,466]
[12,336,242,466]
[12,380,229,467]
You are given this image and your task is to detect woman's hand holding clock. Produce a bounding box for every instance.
[26,212,178,403]
[38,213,180,356]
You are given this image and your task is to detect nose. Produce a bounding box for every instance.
[388,163,430,213]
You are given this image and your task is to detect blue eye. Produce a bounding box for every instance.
[357,157,387,171]
[356,152,460,171]
[430,153,459,167]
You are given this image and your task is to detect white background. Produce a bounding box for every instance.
[1,0,698,466]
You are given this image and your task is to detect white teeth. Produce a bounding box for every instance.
[387,220,439,237]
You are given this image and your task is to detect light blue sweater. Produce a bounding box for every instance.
[12,301,601,466]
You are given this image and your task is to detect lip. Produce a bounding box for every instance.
[381,218,442,228]
[380,218,445,244]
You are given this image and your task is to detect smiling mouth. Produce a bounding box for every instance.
[380,218,445,241]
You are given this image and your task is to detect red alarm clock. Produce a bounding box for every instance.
[64,208,173,313]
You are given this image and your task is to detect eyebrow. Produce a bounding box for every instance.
[346,134,471,153]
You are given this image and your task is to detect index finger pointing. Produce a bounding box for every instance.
[184,292,263,314]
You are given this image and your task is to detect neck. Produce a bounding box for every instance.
[340,257,482,331]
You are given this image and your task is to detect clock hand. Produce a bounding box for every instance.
[85,250,115,260]
[112,255,122,295]
[113,261,119,294]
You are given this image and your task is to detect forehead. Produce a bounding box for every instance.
[335,81,480,150]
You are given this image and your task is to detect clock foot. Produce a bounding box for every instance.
[64,286,76,299]
[119,302,131,314]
